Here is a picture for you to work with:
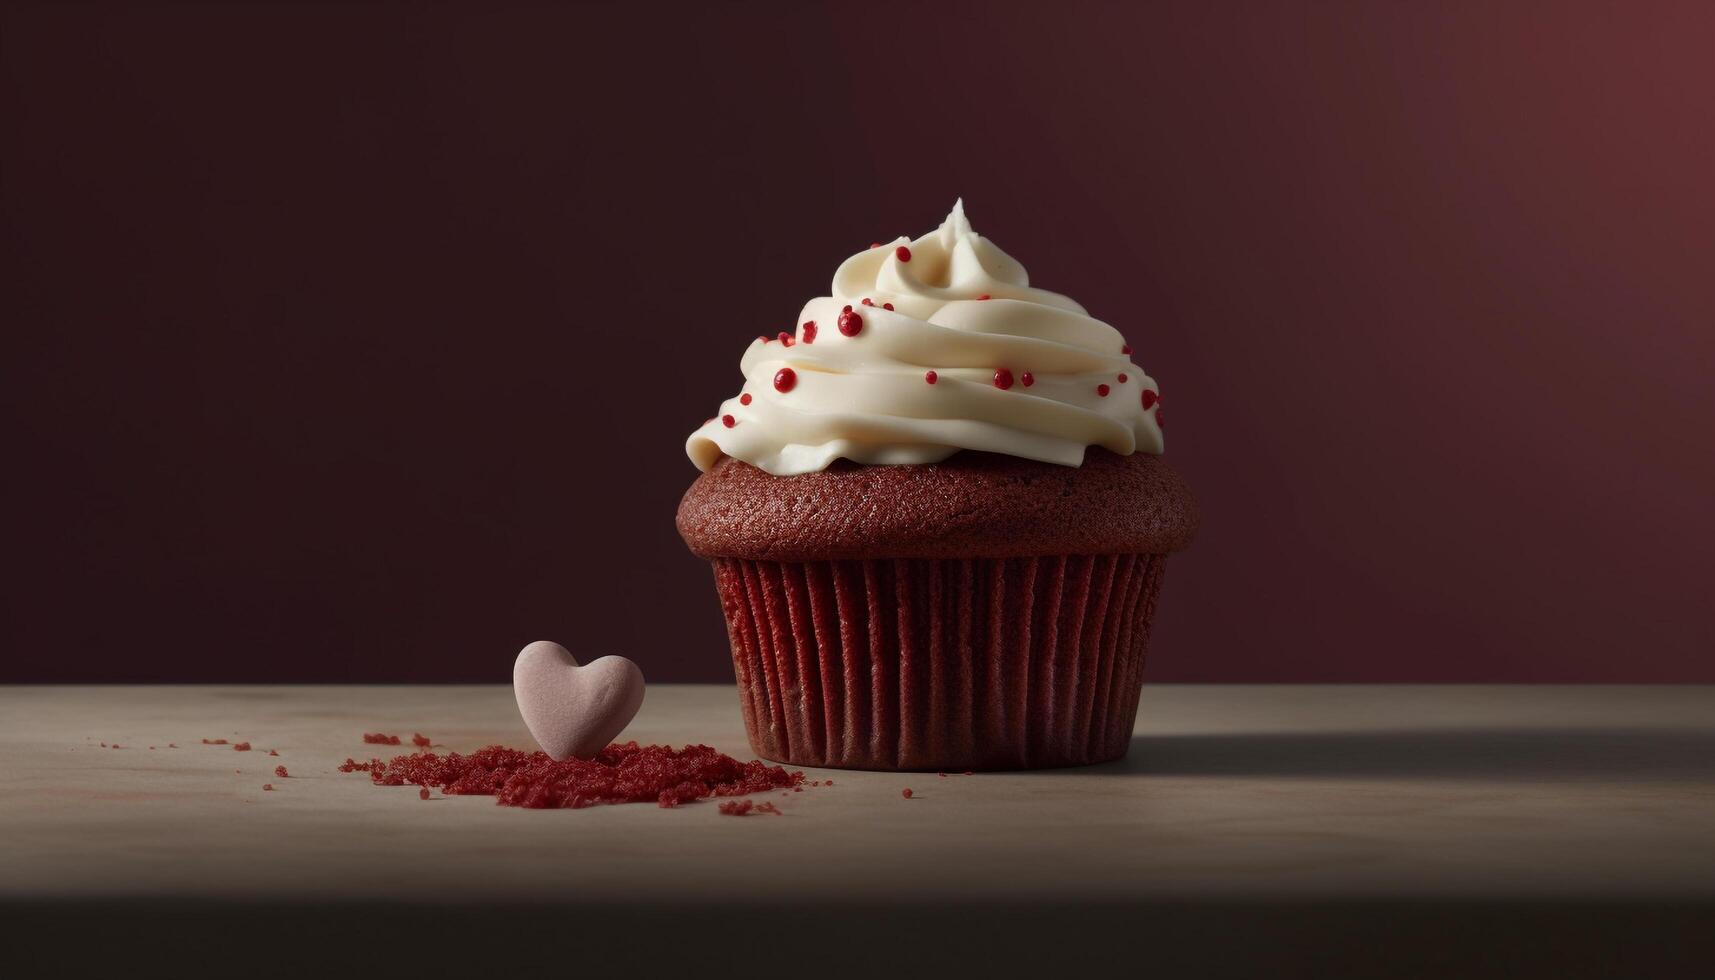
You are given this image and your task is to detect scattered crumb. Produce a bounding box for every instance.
[99,742,106,747]
[268,749,279,757]
[167,743,178,748]
[419,788,431,800]
[902,788,914,799]
[938,771,947,777]
[411,733,432,748]
[110,744,122,749]
[149,746,155,750]
[233,742,252,752]
[718,799,784,816]
[363,733,402,745]
[202,738,228,745]
[262,784,274,791]
[274,766,289,778]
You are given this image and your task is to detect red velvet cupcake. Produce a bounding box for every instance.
[678,201,1196,770]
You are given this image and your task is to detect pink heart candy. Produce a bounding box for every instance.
[512,641,645,761]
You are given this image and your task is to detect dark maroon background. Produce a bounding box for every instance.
[4,2,1712,683]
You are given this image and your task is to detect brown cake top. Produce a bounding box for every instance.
[677,448,1197,561]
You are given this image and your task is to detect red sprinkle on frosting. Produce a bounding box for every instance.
[902,788,914,799]
[976,294,991,301]
[895,246,911,262]
[739,393,752,405]
[1117,373,1128,383]
[837,310,863,336]
[275,765,289,778]
[870,242,881,249]
[233,742,252,752]
[882,303,894,311]
[773,367,797,393]
[419,788,431,800]
[1121,344,1132,355]
[801,321,817,343]
[1021,372,1035,388]
[339,742,804,810]
[994,368,1015,391]
[861,297,873,306]
[1097,384,1110,397]
[412,734,432,748]
[1141,390,1159,409]
[924,370,938,384]
[721,415,736,428]
[778,331,795,347]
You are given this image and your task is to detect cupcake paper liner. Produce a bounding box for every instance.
[710,553,1166,771]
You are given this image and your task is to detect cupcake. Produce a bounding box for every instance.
[678,201,1196,771]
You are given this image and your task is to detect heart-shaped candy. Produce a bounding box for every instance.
[512,641,645,760]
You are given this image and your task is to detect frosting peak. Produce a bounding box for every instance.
[688,202,1165,476]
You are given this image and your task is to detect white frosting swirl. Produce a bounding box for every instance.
[687,201,1165,475]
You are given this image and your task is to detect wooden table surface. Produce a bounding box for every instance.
[4,684,1713,978]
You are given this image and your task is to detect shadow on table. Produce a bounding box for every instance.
[1098,728,1715,781]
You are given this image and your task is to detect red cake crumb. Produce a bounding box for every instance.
[274,766,289,778]
[167,743,178,748]
[269,749,279,756]
[363,733,402,745]
[412,733,432,748]
[202,738,227,745]
[262,784,274,791]
[718,799,784,816]
[99,742,106,747]
[233,742,252,752]
[419,788,431,800]
[902,788,914,799]
[110,744,122,749]
[340,742,803,810]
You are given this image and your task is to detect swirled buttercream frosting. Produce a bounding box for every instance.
[686,201,1165,475]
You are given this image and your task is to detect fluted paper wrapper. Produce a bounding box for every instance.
[709,554,1166,771]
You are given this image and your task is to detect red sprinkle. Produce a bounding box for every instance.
[773,367,797,393]
[895,246,911,262]
[274,765,289,778]
[268,749,278,756]
[777,331,794,347]
[976,294,991,301]
[721,415,736,428]
[262,784,274,791]
[801,321,817,344]
[861,297,873,306]
[902,788,914,799]
[837,310,863,336]
[201,738,228,745]
[363,733,402,746]
[233,742,252,752]
[1141,390,1159,409]
[1118,373,1128,383]
[994,368,1014,390]
[758,335,770,344]
[842,304,852,313]
[419,788,431,800]
[339,742,804,810]
[739,393,752,405]
[924,370,938,385]
[869,242,881,249]
[1121,344,1132,355]
[1097,384,1110,397]
[1021,372,1035,388]
[882,302,894,311]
